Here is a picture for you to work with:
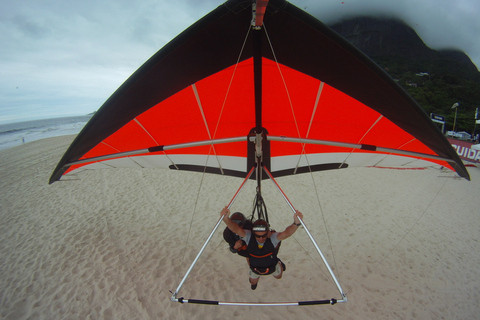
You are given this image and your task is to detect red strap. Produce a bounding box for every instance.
[250,252,273,259]
[238,244,248,251]
[254,267,270,275]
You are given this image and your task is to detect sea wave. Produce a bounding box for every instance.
[0,115,92,151]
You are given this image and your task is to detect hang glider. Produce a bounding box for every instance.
[49,0,469,184]
[49,0,470,307]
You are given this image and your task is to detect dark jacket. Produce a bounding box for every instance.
[247,235,280,275]
[223,220,253,258]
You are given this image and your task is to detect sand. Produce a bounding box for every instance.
[1,134,479,319]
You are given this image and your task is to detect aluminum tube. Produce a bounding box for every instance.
[171,216,224,299]
[162,136,245,151]
[263,165,347,300]
[171,167,255,300]
[65,136,246,167]
[298,216,346,300]
[65,149,151,166]
[171,298,347,306]
[262,166,296,213]
[227,166,255,208]
[268,135,453,162]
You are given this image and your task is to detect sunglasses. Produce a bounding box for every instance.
[254,233,267,238]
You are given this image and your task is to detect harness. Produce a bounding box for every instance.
[223,220,253,258]
[247,235,281,275]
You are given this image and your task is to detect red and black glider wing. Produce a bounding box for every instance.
[49,0,469,183]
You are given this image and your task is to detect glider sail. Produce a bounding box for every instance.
[50,0,469,183]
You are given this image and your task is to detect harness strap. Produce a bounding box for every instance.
[250,252,273,259]
[253,267,271,275]
[238,244,248,251]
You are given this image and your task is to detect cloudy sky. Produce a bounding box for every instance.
[1,0,479,125]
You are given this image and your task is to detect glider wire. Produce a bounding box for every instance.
[194,238,227,273]
[372,137,418,167]
[181,23,252,269]
[181,168,211,268]
[264,24,301,139]
[265,23,341,285]
[211,24,252,140]
[309,169,341,279]
[192,84,225,175]
[351,168,453,291]
[133,117,180,169]
[279,214,333,281]
[303,80,342,279]
[340,115,383,168]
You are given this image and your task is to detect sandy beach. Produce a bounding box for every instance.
[1,134,479,319]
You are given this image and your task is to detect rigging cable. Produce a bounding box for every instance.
[263,23,341,283]
[212,24,252,140]
[351,168,454,290]
[180,23,252,267]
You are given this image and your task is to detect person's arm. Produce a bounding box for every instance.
[277,210,304,241]
[220,207,246,238]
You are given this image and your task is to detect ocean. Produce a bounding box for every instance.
[0,115,93,151]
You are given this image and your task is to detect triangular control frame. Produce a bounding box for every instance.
[170,165,347,306]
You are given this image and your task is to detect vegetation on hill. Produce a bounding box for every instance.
[330,17,480,136]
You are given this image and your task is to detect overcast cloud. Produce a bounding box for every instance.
[1,0,479,124]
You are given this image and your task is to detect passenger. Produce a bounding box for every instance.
[223,212,252,258]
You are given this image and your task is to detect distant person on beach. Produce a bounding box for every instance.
[221,206,303,290]
[223,212,252,257]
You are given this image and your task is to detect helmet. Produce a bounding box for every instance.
[230,212,246,226]
[252,219,269,232]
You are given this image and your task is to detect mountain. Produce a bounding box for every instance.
[329,17,480,135]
